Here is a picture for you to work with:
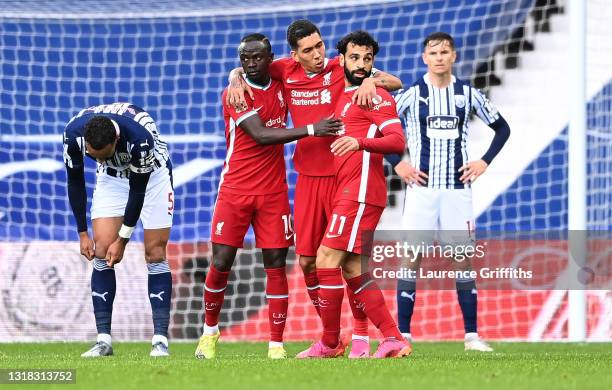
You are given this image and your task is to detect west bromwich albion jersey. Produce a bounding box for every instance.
[63,103,171,233]
[63,102,170,179]
[395,74,500,189]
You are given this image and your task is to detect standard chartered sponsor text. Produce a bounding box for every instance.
[291,89,326,106]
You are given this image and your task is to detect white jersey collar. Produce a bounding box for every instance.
[424,73,456,88]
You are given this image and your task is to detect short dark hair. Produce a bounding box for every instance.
[336,30,379,56]
[286,19,321,50]
[239,33,272,54]
[84,116,116,150]
[423,32,455,50]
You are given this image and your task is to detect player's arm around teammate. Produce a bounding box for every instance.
[225,21,404,357]
[297,31,411,359]
[196,34,342,361]
[225,34,403,110]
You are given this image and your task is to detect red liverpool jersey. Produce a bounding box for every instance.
[333,86,405,207]
[220,77,288,195]
[269,57,345,176]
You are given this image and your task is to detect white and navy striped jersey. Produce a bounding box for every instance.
[63,102,170,179]
[395,74,500,189]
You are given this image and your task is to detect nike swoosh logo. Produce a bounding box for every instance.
[286,78,298,84]
[205,307,215,311]
[254,106,264,112]
[273,320,286,325]
[285,233,294,240]
[325,234,341,239]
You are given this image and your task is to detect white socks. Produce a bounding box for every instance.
[97,333,112,345]
[204,324,219,335]
[152,334,168,346]
[352,334,369,342]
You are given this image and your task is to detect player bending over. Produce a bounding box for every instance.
[64,103,174,357]
[389,32,511,351]
[195,33,342,360]
[297,30,410,359]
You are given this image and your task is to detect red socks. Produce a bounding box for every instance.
[303,270,322,317]
[316,267,345,348]
[309,268,369,339]
[346,273,402,340]
[203,265,230,327]
[265,267,289,343]
[346,284,369,337]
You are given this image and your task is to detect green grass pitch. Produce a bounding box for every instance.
[1,342,610,390]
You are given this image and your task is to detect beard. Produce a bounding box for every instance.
[344,65,372,86]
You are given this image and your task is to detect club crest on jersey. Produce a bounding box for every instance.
[118,152,131,162]
[321,89,332,104]
[426,115,460,140]
[454,95,466,109]
[215,221,224,235]
[322,72,332,86]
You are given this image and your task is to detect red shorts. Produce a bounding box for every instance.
[210,190,293,248]
[320,199,384,255]
[294,175,335,257]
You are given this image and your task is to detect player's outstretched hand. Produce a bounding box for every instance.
[352,77,377,108]
[313,118,344,137]
[331,136,359,156]
[459,159,488,183]
[78,231,95,261]
[394,161,428,187]
[226,69,253,111]
[105,238,127,268]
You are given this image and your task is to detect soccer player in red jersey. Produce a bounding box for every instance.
[228,20,403,355]
[194,33,342,360]
[297,30,411,359]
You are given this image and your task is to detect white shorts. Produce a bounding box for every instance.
[401,186,475,245]
[91,166,174,229]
